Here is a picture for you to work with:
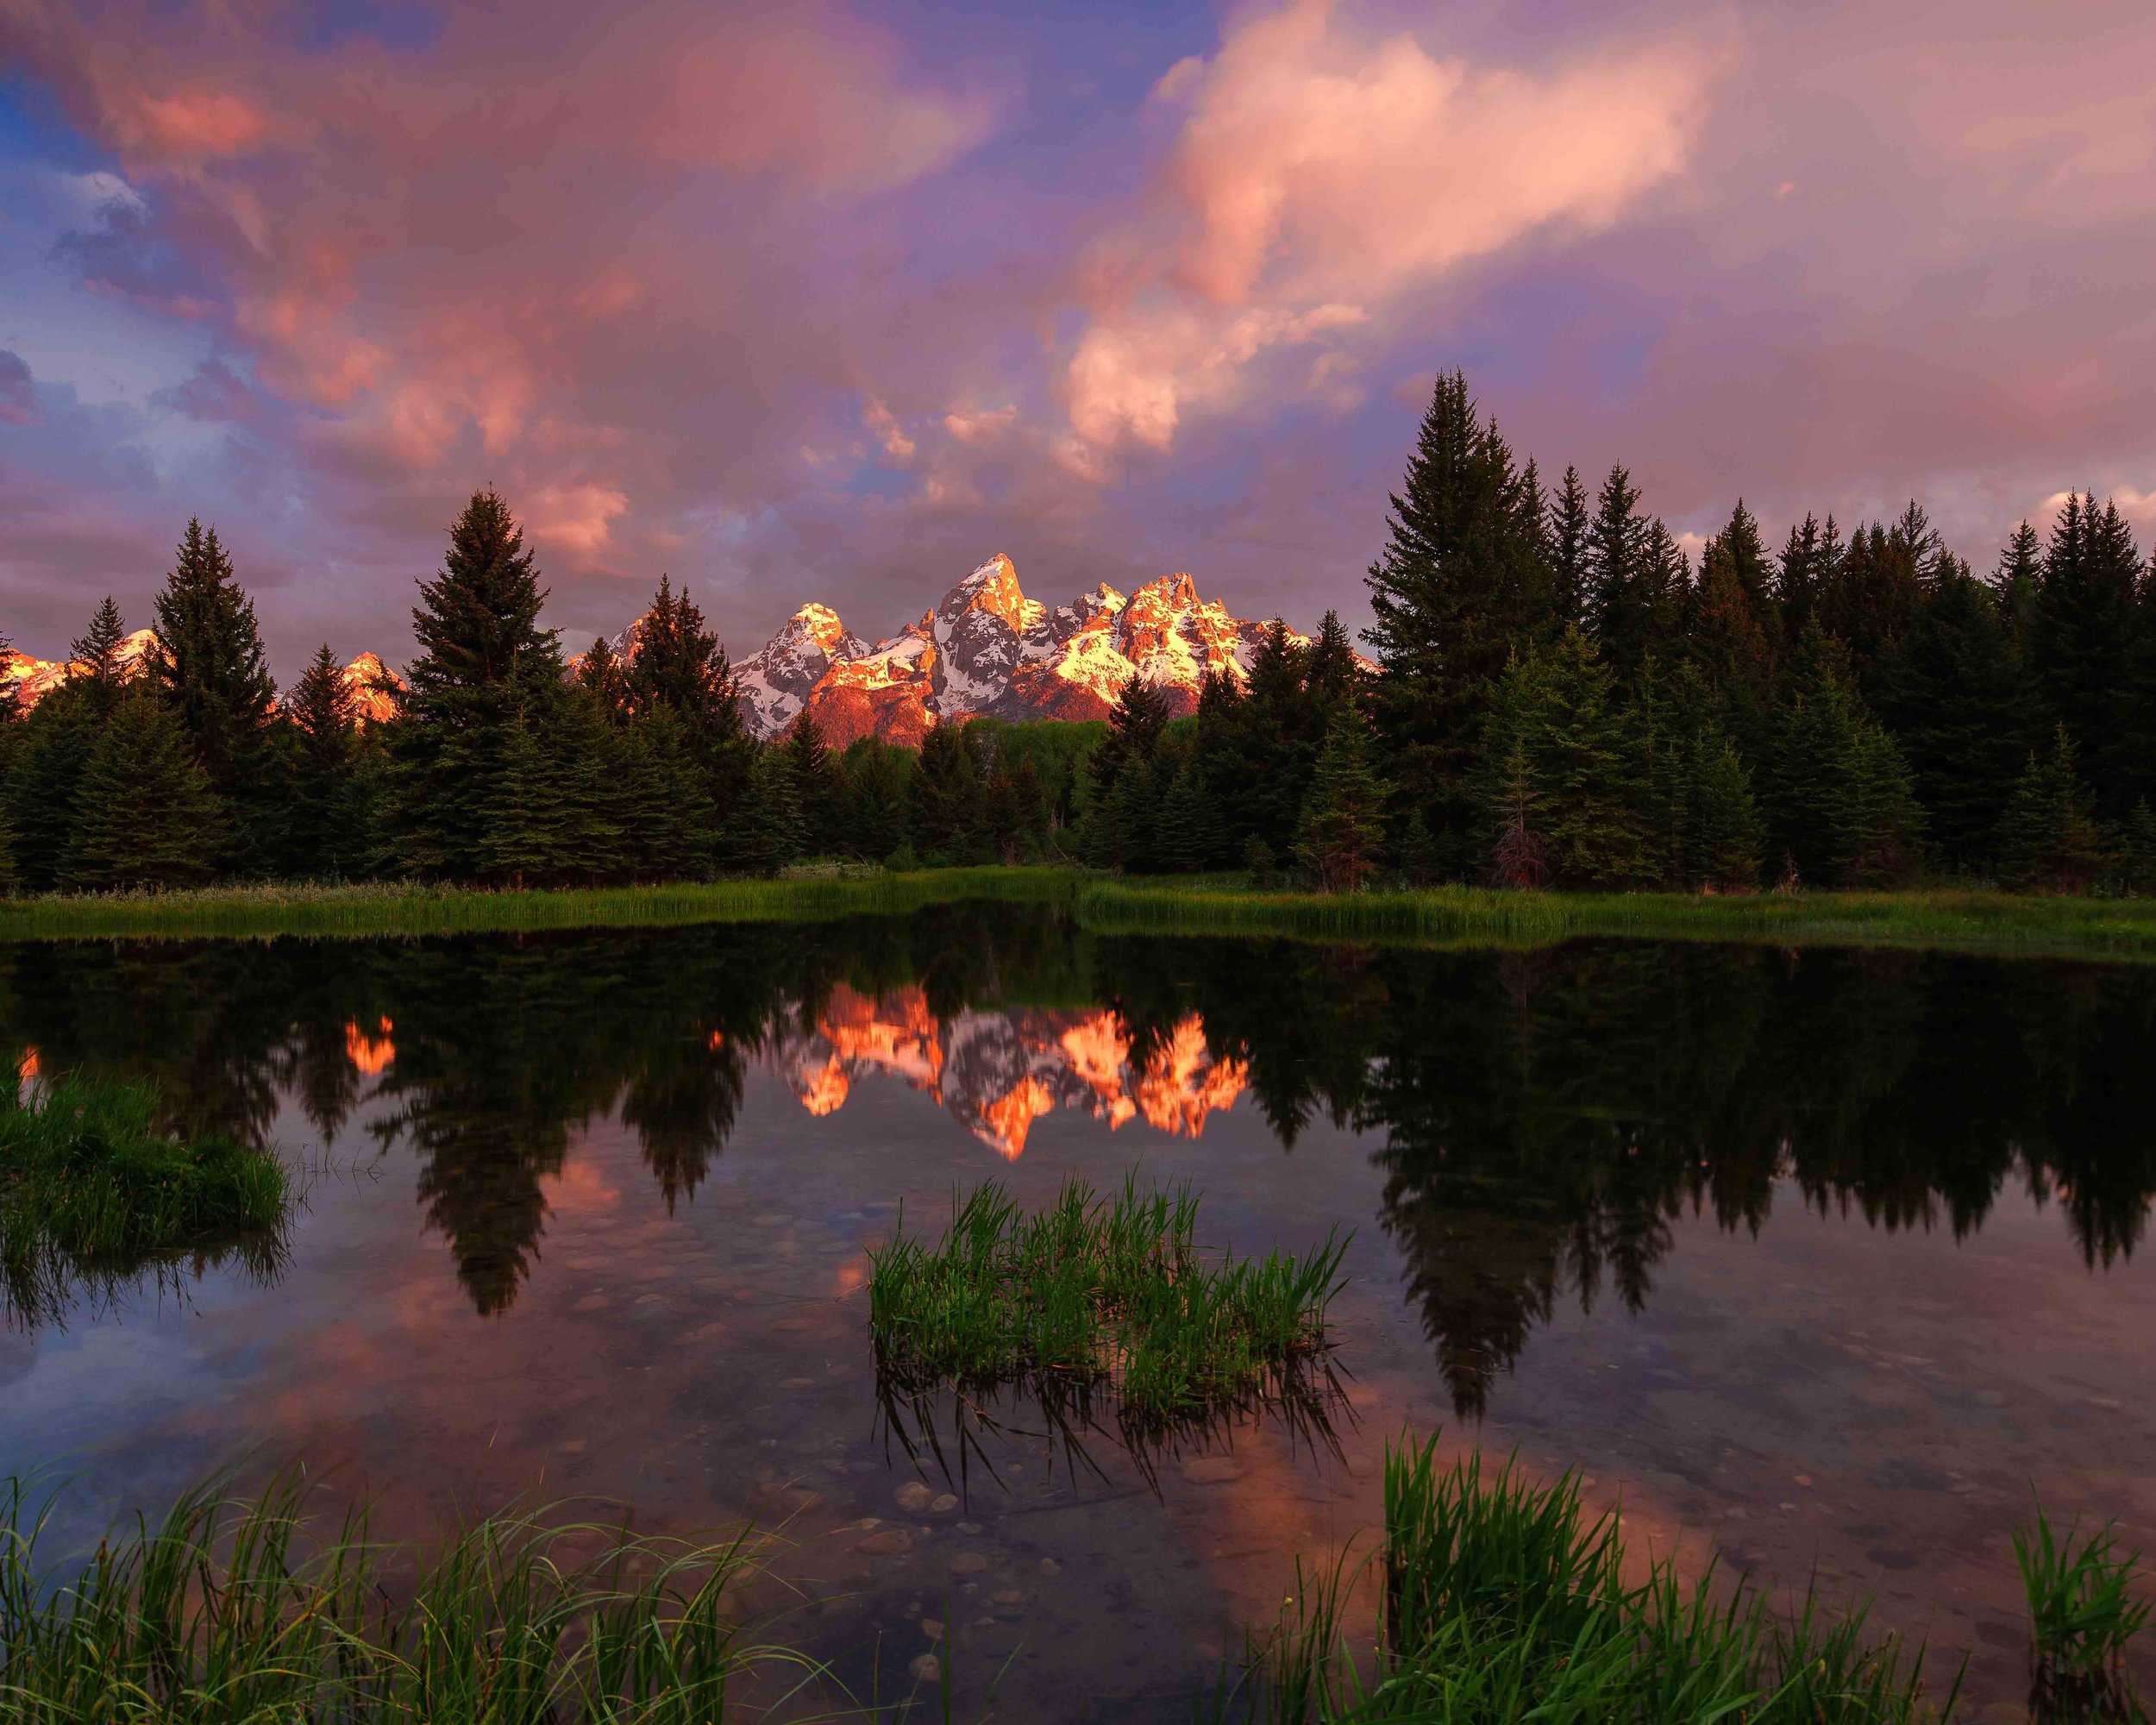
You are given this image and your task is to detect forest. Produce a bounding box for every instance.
[3,372,2151,896]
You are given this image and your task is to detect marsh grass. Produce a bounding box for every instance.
[0,867,1076,943]
[1238,1433,1959,1723]
[2016,1506,2152,1722]
[867,1176,1347,1471]
[0,1470,835,1723]
[0,1076,289,1327]
[1078,880,2156,962]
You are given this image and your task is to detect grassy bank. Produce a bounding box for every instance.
[1078,878,2156,961]
[0,1076,287,1323]
[4,867,2156,959]
[868,1175,1345,1427]
[0,867,1078,942]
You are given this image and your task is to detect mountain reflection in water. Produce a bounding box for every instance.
[3,905,2151,1414]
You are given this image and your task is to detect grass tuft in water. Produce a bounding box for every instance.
[1240,1430,1958,1722]
[0,1075,289,1325]
[868,1174,1347,1431]
[0,1470,827,1723]
[2016,1504,2152,1722]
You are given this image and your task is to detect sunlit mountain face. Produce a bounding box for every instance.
[768,982,1246,1157]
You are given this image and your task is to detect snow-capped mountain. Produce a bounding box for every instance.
[3,632,399,724]
[732,554,1322,744]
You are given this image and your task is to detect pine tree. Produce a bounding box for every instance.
[1872,568,2034,873]
[912,724,985,862]
[283,643,366,878]
[2122,797,2156,895]
[2032,492,2140,813]
[1816,504,1938,691]
[475,703,570,887]
[1363,373,1553,865]
[1774,515,1842,648]
[151,519,276,777]
[1686,500,1778,740]
[389,489,565,877]
[1295,704,1387,892]
[1157,761,1224,873]
[1546,465,1591,628]
[780,711,842,856]
[1395,807,1442,888]
[730,746,804,876]
[70,596,131,711]
[1990,521,2043,664]
[62,687,220,888]
[577,635,628,715]
[1687,732,1764,891]
[545,683,628,880]
[1994,725,2115,894]
[0,628,21,729]
[1487,742,1548,889]
[1482,630,1650,888]
[9,684,97,891]
[840,737,914,862]
[1764,625,1922,887]
[1583,466,1658,687]
[618,706,706,879]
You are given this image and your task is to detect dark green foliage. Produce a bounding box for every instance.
[1685,729,1764,891]
[2124,800,2156,896]
[780,711,843,856]
[575,633,627,714]
[1363,373,1555,863]
[69,595,130,707]
[1814,502,1940,692]
[1395,807,1440,888]
[838,736,915,861]
[1296,703,1388,892]
[912,723,986,862]
[149,519,278,872]
[1875,569,2035,873]
[1584,466,1681,692]
[1995,727,2115,894]
[281,644,372,880]
[2033,493,2141,812]
[1545,463,1590,628]
[1482,631,1649,889]
[1686,499,1779,735]
[62,687,220,888]
[728,746,804,876]
[9,683,97,892]
[1764,627,1924,888]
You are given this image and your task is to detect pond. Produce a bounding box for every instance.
[2,906,2153,1719]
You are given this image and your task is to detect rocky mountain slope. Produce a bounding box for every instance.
[733,554,1323,744]
[3,633,401,722]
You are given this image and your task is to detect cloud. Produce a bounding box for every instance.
[0,351,38,425]
[526,484,630,555]
[1061,0,1712,459]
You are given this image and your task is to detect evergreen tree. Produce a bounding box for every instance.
[912,724,985,862]
[1774,515,1842,647]
[387,490,565,877]
[780,711,842,856]
[474,703,569,886]
[577,635,628,715]
[1872,568,2034,873]
[70,596,131,710]
[283,643,367,878]
[2122,797,2156,895]
[1686,500,1778,740]
[1816,503,1937,691]
[1487,742,1549,889]
[0,628,21,729]
[1686,731,1764,891]
[1994,725,2115,894]
[62,687,219,888]
[1546,464,1591,627]
[1363,373,1553,868]
[2032,492,2140,812]
[543,683,628,879]
[1990,520,2043,663]
[618,706,706,879]
[840,737,914,862]
[1157,761,1223,873]
[1295,704,1387,892]
[9,684,97,891]
[1395,807,1442,888]
[1764,625,1922,887]
[1482,630,1650,888]
[730,746,804,875]
[150,519,276,777]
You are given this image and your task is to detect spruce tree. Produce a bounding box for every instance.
[1990,521,2043,664]
[151,519,276,780]
[619,706,706,879]
[1773,515,1842,648]
[1994,725,2115,893]
[475,704,569,887]
[1686,500,1778,743]
[1487,741,1549,889]
[1764,625,1922,887]
[1686,731,1764,891]
[0,629,20,728]
[577,635,628,715]
[1395,807,1442,888]
[390,489,564,877]
[62,687,220,888]
[1295,704,1387,892]
[2122,797,2156,895]
[1546,465,1591,628]
[2032,492,2140,812]
[841,737,914,862]
[284,643,366,878]
[70,596,131,712]
[1872,568,2034,873]
[731,746,804,875]
[1363,373,1552,867]
[781,711,842,856]
[912,724,985,862]
[9,684,97,891]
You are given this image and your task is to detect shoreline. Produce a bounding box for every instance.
[1,866,2153,958]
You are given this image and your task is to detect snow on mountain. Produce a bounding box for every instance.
[3,633,399,725]
[733,602,868,735]
[339,651,403,724]
[732,555,1335,743]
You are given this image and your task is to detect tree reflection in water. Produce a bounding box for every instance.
[1,913,2150,1408]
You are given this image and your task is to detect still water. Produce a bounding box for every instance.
[3,907,2153,1719]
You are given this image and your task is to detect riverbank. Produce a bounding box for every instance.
[2,867,2154,958]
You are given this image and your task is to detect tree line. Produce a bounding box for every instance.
[1085,373,2156,894]
[6,373,2153,894]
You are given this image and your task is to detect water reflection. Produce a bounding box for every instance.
[2,914,2152,1414]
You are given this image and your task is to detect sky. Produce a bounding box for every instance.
[3,0,2154,681]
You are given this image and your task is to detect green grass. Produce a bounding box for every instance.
[5,866,2156,957]
[1241,1432,1960,1722]
[2015,1505,2151,1722]
[867,1174,1347,1430]
[1079,878,2156,961]
[0,1076,289,1324]
[0,867,1079,942]
[0,1470,832,1723]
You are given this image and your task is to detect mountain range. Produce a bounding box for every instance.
[6,555,1321,746]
